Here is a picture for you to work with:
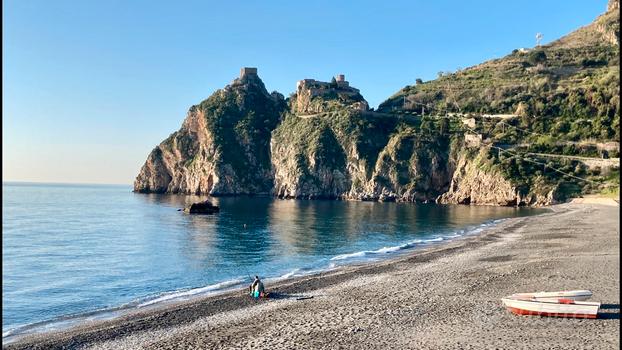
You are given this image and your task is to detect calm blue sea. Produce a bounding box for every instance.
[2,182,541,340]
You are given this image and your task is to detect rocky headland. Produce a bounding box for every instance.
[134,3,619,206]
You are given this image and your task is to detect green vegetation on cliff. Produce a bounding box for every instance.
[271,91,456,200]
[135,5,619,205]
[134,75,286,194]
[380,9,619,143]
[196,81,285,185]
[377,6,619,202]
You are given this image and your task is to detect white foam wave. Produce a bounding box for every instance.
[138,278,244,308]
[330,239,426,261]
[265,268,305,283]
[278,268,301,279]
[331,251,368,261]
[461,219,503,236]
[329,224,502,263]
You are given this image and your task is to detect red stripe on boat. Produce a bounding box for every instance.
[506,307,597,319]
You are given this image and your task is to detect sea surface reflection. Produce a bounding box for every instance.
[3,183,543,338]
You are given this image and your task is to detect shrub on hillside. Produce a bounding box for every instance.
[527,50,547,65]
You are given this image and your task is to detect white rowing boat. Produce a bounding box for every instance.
[501,297,600,319]
[510,290,592,302]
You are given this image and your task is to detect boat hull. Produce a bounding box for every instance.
[501,298,600,319]
[505,306,597,319]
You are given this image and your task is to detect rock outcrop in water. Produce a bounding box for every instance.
[135,5,619,206]
[183,200,220,214]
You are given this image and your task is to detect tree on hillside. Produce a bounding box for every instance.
[516,102,531,127]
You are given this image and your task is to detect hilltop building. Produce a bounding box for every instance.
[294,74,368,114]
[240,67,258,79]
[335,74,349,87]
[296,74,358,94]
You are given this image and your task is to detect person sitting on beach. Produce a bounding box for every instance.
[249,276,265,298]
[249,277,256,295]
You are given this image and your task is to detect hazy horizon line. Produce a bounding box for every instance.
[2,180,132,187]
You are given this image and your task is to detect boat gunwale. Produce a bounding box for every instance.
[501,297,601,307]
[511,291,592,297]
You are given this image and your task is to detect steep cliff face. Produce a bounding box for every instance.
[345,128,454,202]
[270,119,454,201]
[134,71,566,205]
[271,116,350,199]
[270,85,380,199]
[270,83,454,201]
[437,148,566,206]
[438,150,521,206]
[134,73,286,194]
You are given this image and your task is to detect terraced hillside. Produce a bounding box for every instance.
[378,3,619,202]
[379,6,619,143]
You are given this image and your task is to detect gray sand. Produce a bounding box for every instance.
[5,203,619,349]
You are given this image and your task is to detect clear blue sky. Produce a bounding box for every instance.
[3,0,607,184]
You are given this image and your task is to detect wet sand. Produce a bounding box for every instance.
[5,202,619,349]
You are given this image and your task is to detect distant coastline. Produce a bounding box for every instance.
[2,181,131,187]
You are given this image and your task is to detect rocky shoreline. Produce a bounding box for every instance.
[4,201,619,349]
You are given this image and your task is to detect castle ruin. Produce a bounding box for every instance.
[294,74,368,114]
[240,67,258,79]
[335,74,349,87]
[296,74,354,92]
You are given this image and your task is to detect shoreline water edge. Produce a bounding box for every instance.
[2,212,517,344]
[4,201,619,349]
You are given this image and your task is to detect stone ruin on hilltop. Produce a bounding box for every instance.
[294,74,369,114]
